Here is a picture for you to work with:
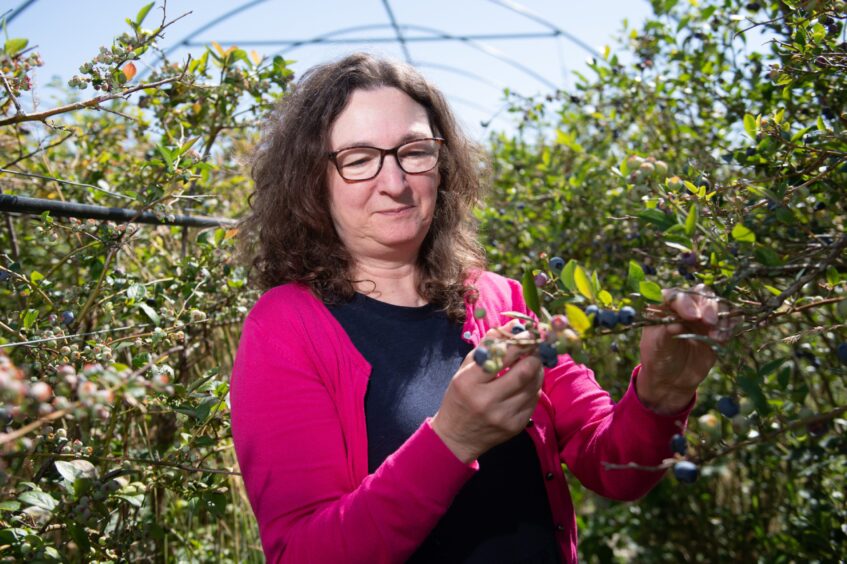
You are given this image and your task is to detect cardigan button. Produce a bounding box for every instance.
[545,472,555,481]
[526,418,534,427]
[555,523,566,532]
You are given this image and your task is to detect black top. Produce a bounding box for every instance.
[329,293,561,563]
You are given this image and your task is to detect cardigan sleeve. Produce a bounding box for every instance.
[230,312,477,564]
[543,359,692,501]
[494,274,692,501]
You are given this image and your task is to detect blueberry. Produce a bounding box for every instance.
[585,305,599,319]
[0,271,9,282]
[717,396,740,418]
[837,343,847,365]
[680,252,698,267]
[511,324,526,335]
[61,311,75,326]
[673,460,699,483]
[618,306,636,325]
[597,309,619,329]
[473,347,489,367]
[548,256,565,271]
[538,342,558,368]
[534,272,549,287]
[670,434,687,455]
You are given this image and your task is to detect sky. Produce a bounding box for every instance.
[6,0,655,139]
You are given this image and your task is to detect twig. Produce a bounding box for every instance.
[0,75,181,127]
[602,460,672,472]
[0,167,134,200]
[0,409,71,446]
[0,74,23,116]
[1,131,75,169]
[755,235,847,324]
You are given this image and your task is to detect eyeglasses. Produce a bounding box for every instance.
[328,137,445,182]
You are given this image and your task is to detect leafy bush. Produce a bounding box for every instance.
[0,5,290,561]
[480,0,846,560]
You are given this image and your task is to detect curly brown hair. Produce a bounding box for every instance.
[240,53,487,321]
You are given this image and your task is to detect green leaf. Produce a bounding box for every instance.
[763,285,782,296]
[639,281,663,303]
[758,358,786,378]
[156,143,175,171]
[573,265,594,300]
[598,290,613,307]
[626,261,645,292]
[825,266,840,286]
[738,372,771,415]
[743,113,758,139]
[565,304,591,336]
[138,303,160,326]
[560,259,577,292]
[684,203,698,237]
[637,209,675,231]
[0,501,20,512]
[135,2,155,25]
[4,38,28,57]
[18,491,57,512]
[22,309,38,330]
[55,460,98,483]
[521,269,541,316]
[126,283,146,301]
[116,493,145,508]
[731,223,756,243]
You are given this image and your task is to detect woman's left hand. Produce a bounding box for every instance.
[637,284,733,415]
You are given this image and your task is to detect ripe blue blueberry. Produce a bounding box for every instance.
[0,271,9,282]
[61,311,75,326]
[511,324,526,335]
[538,342,558,368]
[618,306,636,325]
[837,342,847,365]
[598,309,619,329]
[673,460,699,483]
[670,434,687,455]
[717,396,740,418]
[473,347,489,367]
[548,256,565,271]
[585,305,599,318]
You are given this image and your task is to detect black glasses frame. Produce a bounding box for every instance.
[327,137,445,182]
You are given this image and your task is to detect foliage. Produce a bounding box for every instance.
[0,4,291,561]
[480,0,847,560]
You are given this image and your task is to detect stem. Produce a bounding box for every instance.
[0,75,180,127]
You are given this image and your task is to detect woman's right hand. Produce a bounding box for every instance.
[430,322,544,464]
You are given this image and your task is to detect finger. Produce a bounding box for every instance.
[465,323,533,381]
[663,289,700,322]
[488,355,543,398]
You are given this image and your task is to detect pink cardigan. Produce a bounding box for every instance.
[230,271,692,563]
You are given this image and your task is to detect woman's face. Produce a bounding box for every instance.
[326,87,440,264]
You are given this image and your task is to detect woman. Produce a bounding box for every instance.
[232,53,728,563]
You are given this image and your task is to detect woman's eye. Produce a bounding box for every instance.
[341,154,375,168]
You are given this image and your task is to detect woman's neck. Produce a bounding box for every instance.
[351,258,426,307]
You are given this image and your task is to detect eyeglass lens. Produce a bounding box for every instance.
[335,139,441,180]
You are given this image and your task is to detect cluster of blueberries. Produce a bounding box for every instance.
[671,395,743,484]
[584,304,636,329]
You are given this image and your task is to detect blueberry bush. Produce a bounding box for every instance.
[0,5,291,561]
[0,0,845,561]
[479,0,847,560]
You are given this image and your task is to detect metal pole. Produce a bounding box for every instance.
[0,195,237,228]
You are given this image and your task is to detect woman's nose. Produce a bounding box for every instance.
[375,153,407,192]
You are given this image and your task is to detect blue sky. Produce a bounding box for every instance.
[8,0,654,138]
